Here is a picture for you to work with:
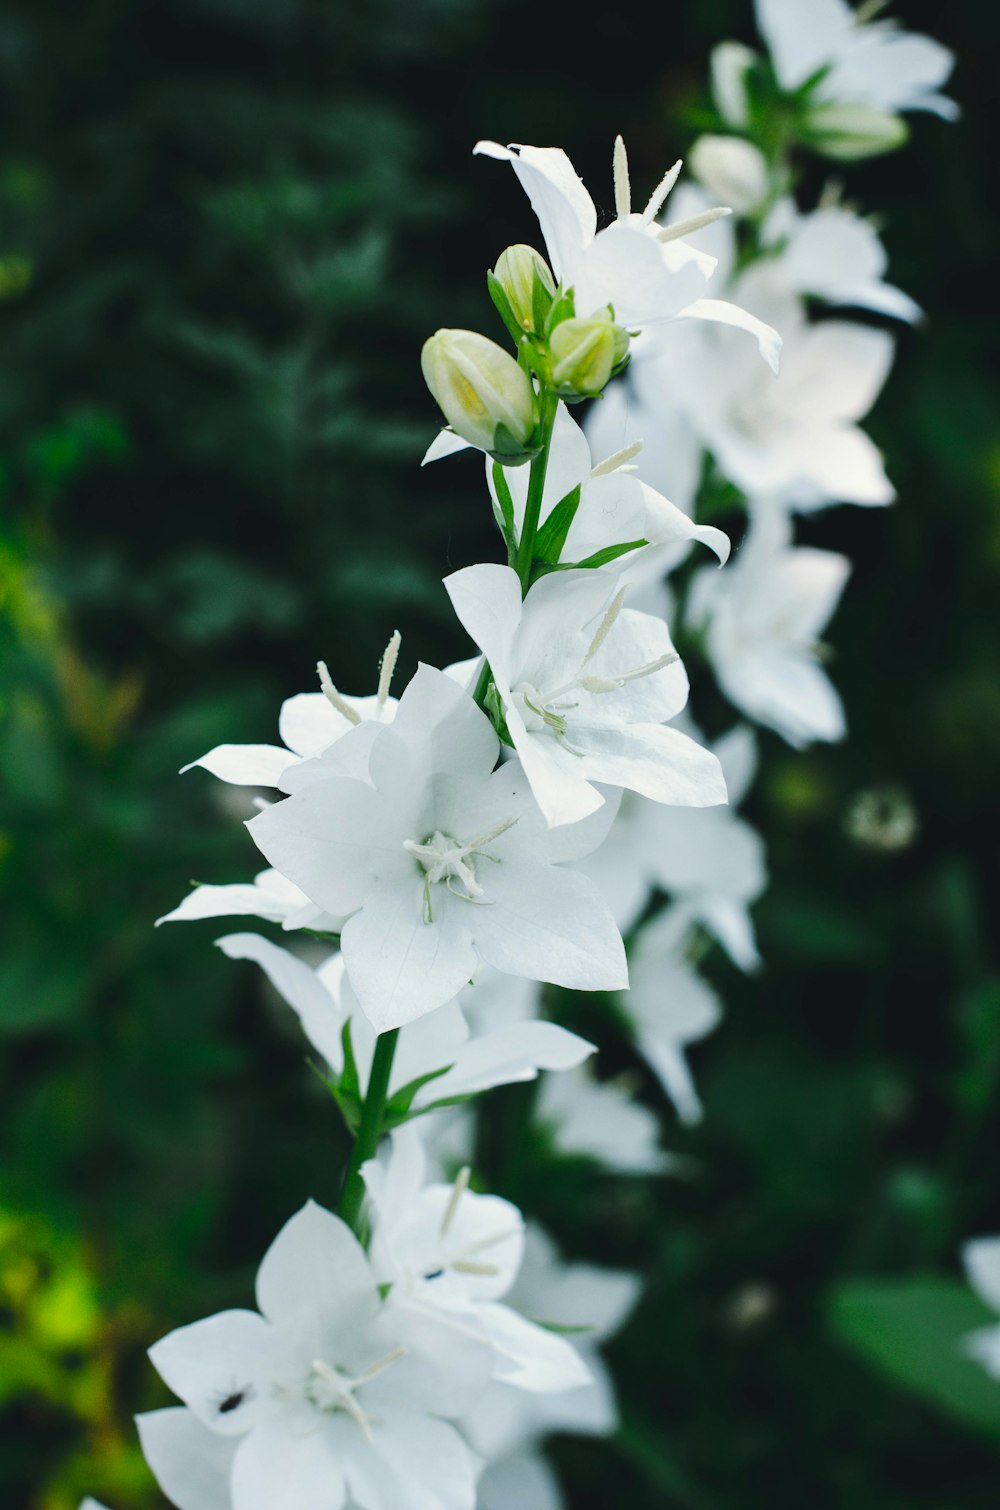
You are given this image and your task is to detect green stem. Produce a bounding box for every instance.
[338,1027,399,1230]
[514,390,559,594]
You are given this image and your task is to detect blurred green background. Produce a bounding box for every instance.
[1,0,998,1504]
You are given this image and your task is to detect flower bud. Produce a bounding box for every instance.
[421,329,537,461]
[710,42,757,128]
[690,135,769,216]
[549,312,630,398]
[803,101,908,160]
[493,245,556,334]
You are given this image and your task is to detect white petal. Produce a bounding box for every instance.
[342,883,480,1032]
[477,1451,563,1510]
[156,876,297,928]
[755,0,850,91]
[136,1407,236,1510]
[420,1021,595,1106]
[278,692,358,758]
[509,1225,641,1342]
[231,1417,346,1510]
[964,1237,1000,1316]
[181,744,297,787]
[149,1310,288,1436]
[443,564,523,690]
[575,222,711,326]
[254,1201,378,1338]
[422,427,474,465]
[677,297,782,373]
[474,860,627,993]
[388,663,499,780]
[216,933,345,1072]
[344,1408,479,1510]
[474,141,595,285]
[479,1303,592,1393]
[570,723,728,809]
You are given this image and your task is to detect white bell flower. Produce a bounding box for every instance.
[444,563,726,828]
[760,197,921,323]
[216,932,594,1108]
[475,136,781,368]
[536,1064,672,1175]
[464,1224,639,1508]
[363,1128,591,1395]
[620,908,724,1125]
[247,664,627,1030]
[157,866,340,934]
[138,1201,493,1510]
[756,0,958,121]
[576,724,766,969]
[690,134,770,216]
[961,1237,1000,1378]
[688,507,851,747]
[424,399,730,570]
[181,634,402,790]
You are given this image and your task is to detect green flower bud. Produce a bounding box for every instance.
[802,101,908,160]
[549,312,630,398]
[421,328,537,462]
[492,244,556,335]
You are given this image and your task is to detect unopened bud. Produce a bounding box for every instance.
[690,135,769,216]
[493,245,556,334]
[549,312,630,398]
[421,329,537,462]
[710,42,757,128]
[803,101,908,160]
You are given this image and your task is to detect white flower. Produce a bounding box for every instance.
[761,197,921,323]
[576,723,766,969]
[136,1409,234,1510]
[536,1064,672,1175]
[80,1501,113,1510]
[363,1128,591,1395]
[636,193,895,512]
[216,932,594,1107]
[464,1224,640,1508]
[157,867,339,934]
[424,399,730,570]
[691,135,770,216]
[621,908,724,1124]
[247,664,627,1030]
[688,507,851,747]
[474,137,780,368]
[756,0,958,121]
[444,562,726,828]
[181,634,402,790]
[139,1201,493,1510]
[961,1237,1000,1378]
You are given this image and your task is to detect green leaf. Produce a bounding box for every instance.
[544,289,575,336]
[339,1019,361,1102]
[487,269,524,347]
[381,1063,454,1129]
[491,462,517,556]
[538,538,646,575]
[533,484,580,567]
[828,1276,1000,1440]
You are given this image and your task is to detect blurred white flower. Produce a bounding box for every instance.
[575,723,766,970]
[689,506,851,747]
[248,665,627,1029]
[444,562,725,828]
[756,0,958,121]
[961,1237,1000,1378]
[691,135,770,215]
[466,1224,640,1510]
[761,197,921,322]
[622,907,724,1124]
[536,1064,672,1175]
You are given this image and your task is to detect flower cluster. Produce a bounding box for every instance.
[80,4,958,1507]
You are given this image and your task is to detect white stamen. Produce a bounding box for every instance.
[854,0,890,23]
[613,134,631,218]
[377,630,401,708]
[441,1167,470,1236]
[451,1260,500,1276]
[642,158,683,223]
[578,651,678,694]
[591,438,644,477]
[585,587,627,663]
[657,206,732,243]
[317,661,362,725]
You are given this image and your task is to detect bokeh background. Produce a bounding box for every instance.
[2,0,999,1504]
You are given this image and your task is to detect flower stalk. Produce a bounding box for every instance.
[338,1027,399,1230]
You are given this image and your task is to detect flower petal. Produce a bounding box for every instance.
[230,1417,346,1510]
[136,1407,236,1510]
[215,933,346,1072]
[254,1201,378,1340]
[181,745,297,787]
[473,860,627,992]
